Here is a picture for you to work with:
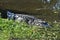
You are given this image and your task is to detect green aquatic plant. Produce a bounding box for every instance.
[0,18,60,40]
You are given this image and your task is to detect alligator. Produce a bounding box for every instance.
[0,9,50,27]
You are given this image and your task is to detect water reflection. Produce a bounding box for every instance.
[52,0,60,10]
[42,0,51,4]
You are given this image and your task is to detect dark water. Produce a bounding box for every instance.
[0,0,59,22]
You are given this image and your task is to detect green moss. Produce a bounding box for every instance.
[0,18,60,40]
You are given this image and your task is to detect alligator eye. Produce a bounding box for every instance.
[15,15,18,18]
